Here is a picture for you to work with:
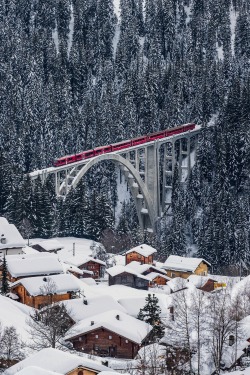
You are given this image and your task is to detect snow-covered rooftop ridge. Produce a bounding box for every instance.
[187,274,218,287]
[31,239,64,251]
[6,253,64,277]
[62,262,93,275]
[11,273,82,296]
[146,272,170,281]
[106,265,150,281]
[64,254,106,267]
[162,255,211,272]
[14,366,62,375]
[125,243,157,257]
[63,294,127,322]
[127,261,166,275]
[5,347,114,375]
[0,217,25,249]
[65,309,152,344]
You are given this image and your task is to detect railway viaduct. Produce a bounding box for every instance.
[30,126,201,232]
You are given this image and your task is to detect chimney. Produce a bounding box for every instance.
[91,321,94,325]
[83,299,88,305]
[116,314,120,320]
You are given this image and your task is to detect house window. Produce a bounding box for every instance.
[125,339,128,343]
[78,371,83,375]
[109,335,112,339]
[171,273,176,278]
[121,275,128,283]
[95,335,98,339]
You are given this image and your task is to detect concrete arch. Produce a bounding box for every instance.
[70,153,156,229]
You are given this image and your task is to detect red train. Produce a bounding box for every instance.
[53,123,196,167]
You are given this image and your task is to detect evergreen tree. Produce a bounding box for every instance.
[1,256,9,295]
[137,294,165,341]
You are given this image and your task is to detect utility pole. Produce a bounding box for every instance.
[73,242,75,256]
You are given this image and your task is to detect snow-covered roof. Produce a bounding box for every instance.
[145,272,170,282]
[11,274,82,296]
[64,255,106,267]
[125,244,157,257]
[0,217,25,249]
[63,295,127,322]
[187,275,217,288]
[167,277,187,292]
[127,261,166,275]
[6,253,64,277]
[65,309,152,344]
[62,262,93,276]
[32,239,64,251]
[162,255,211,272]
[14,367,62,375]
[106,265,150,281]
[6,348,114,375]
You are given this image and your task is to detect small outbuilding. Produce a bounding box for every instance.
[31,239,64,254]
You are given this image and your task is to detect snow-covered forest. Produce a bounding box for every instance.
[0,0,249,273]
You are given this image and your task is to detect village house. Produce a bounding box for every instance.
[106,265,150,290]
[162,255,211,279]
[10,273,82,308]
[65,309,153,359]
[6,253,64,282]
[62,262,93,279]
[31,239,64,254]
[0,217,25,257]
[64,255,106,279]
[127,261,170,287]
[124,244,157,265]
[6,347,115,375]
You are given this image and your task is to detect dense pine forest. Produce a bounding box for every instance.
[0,0,249,273]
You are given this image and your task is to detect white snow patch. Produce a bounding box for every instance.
[230,5,238,56]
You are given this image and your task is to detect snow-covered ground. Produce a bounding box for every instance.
[28,237,93,261]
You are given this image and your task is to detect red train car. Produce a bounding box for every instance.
[53,123,196,167]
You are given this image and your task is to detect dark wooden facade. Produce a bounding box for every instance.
[125,251,154,265]
[199,279,216,292]
[78,260,105,279]
[67,327,142,359]
[109,271,148,290]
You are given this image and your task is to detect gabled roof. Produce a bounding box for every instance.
[32,239,64,252]
[6,348,114,375]
[124,244,157,257]
[11,274,82,296]
[6,253,64,277]
[62,262,93,276]
[65,309,152,344]
[162,255,211,273]
[187,275,217,288]
[127,261,166,275]
[63,295,127,322]
[106,265,150,281]
[64,255,106,267]
[0,217,25,249]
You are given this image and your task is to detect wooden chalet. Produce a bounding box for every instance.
[10,274,81,309]
[124,244,157,265]
[64,255,106,280]
[162,255,211,279]
[126,261,170,287]
[187,275,218,292]
[6,347,114,375]
[106,265,149,290]
[65,310,153,359]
